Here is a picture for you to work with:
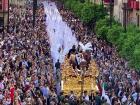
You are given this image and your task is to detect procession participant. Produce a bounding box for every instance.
[83,91,90,104]
[68,45,76,58]
[55,59,61,70]
[69,52,77,70]
[89,90,95,105]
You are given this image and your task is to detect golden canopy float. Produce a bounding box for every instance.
[61,42,99,95]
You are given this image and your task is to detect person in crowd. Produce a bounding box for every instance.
[82,91,90,104]
[55,59,61,70]
[89,90,95,105]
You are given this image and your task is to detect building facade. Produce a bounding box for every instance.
[91,0,140,27]
[114,0,140,27]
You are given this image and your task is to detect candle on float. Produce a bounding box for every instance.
[61,80,64,90]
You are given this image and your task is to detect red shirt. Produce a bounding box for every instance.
[10,87,15,102]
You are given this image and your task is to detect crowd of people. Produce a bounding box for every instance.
[0,0,140,105]
[0,1,60,105]
[57,1,140,105]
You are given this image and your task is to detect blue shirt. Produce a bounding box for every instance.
[40,86,49,98]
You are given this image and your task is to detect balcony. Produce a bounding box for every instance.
[104,0,114,4]
[128,0,139,10]
[104,0,110,3]
[0,0,9,12]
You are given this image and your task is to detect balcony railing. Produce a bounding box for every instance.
[0,0,8,12]
[104,0,139,10]
[104,0,114,4]
[128,0,139,10]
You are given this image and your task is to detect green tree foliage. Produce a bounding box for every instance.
[130,44,140,69]
[116,33,127,52]
[73,2,83,17]
[95,5,107,21]
[119,26,140,60]
[96,18,140,70]
[62,0,106,24]
[64,0,75,9]
[107,25,123,44]
[119,33,136,59]
[96,18,109,38]
[80,3,94,23]
[97,26,109,39]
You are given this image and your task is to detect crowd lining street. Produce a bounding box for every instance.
[0,0,140,105]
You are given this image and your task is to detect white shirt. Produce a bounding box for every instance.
[12,55,17,61]
[0,82,4,90]
[84,95,89,101]
[121,95,127,103]
[22,61,28,67]
[0,94,4,100]
[132,92,138,102]
[0,66,2,73]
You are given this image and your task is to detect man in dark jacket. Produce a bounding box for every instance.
[55,59,60,70]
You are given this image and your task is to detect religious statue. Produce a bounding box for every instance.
[68,42,93,73]
[61,42,99,95]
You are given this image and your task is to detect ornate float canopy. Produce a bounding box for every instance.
[61,56,99,95]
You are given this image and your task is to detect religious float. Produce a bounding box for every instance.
[61,42,99,95]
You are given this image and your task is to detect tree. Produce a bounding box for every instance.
[130,44,140,69]
[96,18,110,39]
[107,24,123,44]
[80,3,94,23]
[73,2,83,17]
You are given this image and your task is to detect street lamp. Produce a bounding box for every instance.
[122,0,128,32]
